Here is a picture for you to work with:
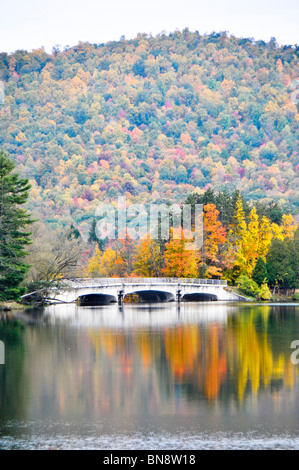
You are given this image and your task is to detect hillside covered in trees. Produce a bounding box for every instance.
[0,30,298,237]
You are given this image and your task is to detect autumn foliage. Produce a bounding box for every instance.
[86,190,298,290]
[0,31,297,237]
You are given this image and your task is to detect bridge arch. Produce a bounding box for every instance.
[182,293,218,302]
[77,293,117,306]
[124,289,175,303]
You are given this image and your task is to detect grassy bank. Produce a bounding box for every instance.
[228,285,299,302]
[0,301,22,312]
[0,301,37,314]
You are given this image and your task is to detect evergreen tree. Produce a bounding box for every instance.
[88,218,98,244]
[0,151,33,300]
[215,190,235,227]
[266,238,297,290]
[88,218,106,251]
[255,201,283,225]
[288,227,299,286]
[67,224,81,239]
[185,188,216,207]
[252,257,268,286]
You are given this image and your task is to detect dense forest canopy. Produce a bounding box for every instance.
[0,30,298,237]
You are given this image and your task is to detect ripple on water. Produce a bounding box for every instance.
[1,432,299,450]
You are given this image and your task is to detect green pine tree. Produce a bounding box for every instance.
[266,238,297,290]
[215,190,235,227]
[0,151,33,300]
[88,218,106,251]
[252,257,268,286]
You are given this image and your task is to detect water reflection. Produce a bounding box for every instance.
[0,303,299,448]
[43,302,231,327]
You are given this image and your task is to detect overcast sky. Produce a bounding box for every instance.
[0,0,298,54]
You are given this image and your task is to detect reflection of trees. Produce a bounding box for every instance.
[203,325,227,401]
[87,306,299,410]
[2,307,298,428]
[226,306,298,401]
[164,326,201,380]
[0,318,27,421]
[12,307,297,422]
[232,318,285,400]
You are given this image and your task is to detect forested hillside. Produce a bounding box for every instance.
[0,30,298,235]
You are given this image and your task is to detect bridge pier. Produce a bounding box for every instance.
[118,290,124,306]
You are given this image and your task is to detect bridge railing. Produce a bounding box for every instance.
[66,277,227,287]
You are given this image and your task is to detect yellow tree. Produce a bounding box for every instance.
[86,246,102,277]
[280,214,297,240]
[233,193,247,243]
[235,207,259,278]
[86,246,118,277]
[202,203,227,278]
[162,227,200,278]
[133,235,162,277]
[267,214,297,243]
[258,215,273,261]
[228,194,248,280]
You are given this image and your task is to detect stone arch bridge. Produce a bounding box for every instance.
[41,278,247,305]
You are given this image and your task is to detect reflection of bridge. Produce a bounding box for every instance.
[48,278,247,305]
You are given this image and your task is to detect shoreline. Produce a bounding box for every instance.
[0,301,38,314]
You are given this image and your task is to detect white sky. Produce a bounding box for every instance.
[0,0,298,54]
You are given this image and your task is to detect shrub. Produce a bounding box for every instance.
[257,282,271,301]
[236,275,260,297]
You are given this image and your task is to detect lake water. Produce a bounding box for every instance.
[0,302,299,450]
